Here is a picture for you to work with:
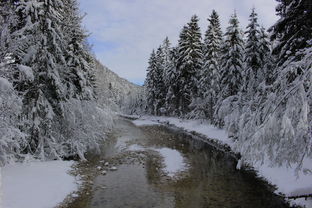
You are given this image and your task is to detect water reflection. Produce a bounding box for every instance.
[86,119,289,208]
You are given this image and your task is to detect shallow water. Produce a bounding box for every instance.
[68,118,290,208]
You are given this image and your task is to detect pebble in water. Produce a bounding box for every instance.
[110,166,117,171]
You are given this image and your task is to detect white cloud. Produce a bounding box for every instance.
[79,0,279,84]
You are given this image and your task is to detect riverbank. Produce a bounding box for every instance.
[128,115,312,208]
[0,160,79,208]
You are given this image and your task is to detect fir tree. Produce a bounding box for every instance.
[14,0,68,159]
[219,12,244,98]
[154,46,166,115]
[214,12,244,128]
[236,1,312,169]
[0,0,112,163]
[258,26,274,85]
[270,0,312,66]
[244,8,261,93]
[163,44,179,116]
[200,10,223,119]
[177,15,203,115]
[62,0,96,100]
[145,50,157,115]
[162,37,171,89]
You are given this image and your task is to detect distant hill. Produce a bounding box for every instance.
[94,60,141,112]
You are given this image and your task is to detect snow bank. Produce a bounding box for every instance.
[156,148,186,177]
[127,144,187,177]
[132,119,160,126]
[255,159,312,207]
[1,161,79,208]
[255,159,312,196]
[130,115,312,207]
[132,116,231,146]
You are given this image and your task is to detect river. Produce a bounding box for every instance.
[63,118,291,208]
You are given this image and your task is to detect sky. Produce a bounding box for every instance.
[79,0,279,85]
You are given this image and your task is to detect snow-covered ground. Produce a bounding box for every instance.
[132,119,160,127]
[0,161,79,208]
[156,147,187,177]
[130,115,312,207]
[128,144,187,177]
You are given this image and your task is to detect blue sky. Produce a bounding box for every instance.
[79,0,279,85]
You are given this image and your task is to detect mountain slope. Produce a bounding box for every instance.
[94,60,141,111]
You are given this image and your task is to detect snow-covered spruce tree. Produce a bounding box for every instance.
[0,2,33,165]
[177,15,203,117]
[153,46,166,115]
[236,0,312,169]
[164,47,180,116]
[162,37,171,87]
[6,0,105,161]
[258,26,275,85]
[0,1,18,61]
[214,12,245,132]
[270,0,312,66]
[55,0,110,159]
[0,0,110,163]
[62,0,95,100]
[145,50,158,115]
[0,57,28,165]
[5,0,69,160]
[175,26,188,115]
[219,12,244,98]
[234,9,267,142]
[200,10,223,120]
[162,37,177,115]
[243,8,262,95]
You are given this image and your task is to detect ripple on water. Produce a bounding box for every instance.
[90,164,175,208]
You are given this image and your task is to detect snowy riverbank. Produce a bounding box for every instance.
[130,115,312,207]
[0,161,79,208]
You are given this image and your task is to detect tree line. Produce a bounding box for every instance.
[142,1,312,168]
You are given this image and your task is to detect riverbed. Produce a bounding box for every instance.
[62,118,291,208]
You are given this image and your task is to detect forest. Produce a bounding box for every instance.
[0,0,113,165]
[136,3,312,170]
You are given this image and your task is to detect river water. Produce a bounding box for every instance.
[65,118,291,208]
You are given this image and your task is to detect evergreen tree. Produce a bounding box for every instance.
[219,12,244,98]
[236,1,312,169]
[258,26,274,85]
[214,12,244,129]
[154,46,166,115]
[177,15,203,115]
[0,3,27,164]
[145,50,157,115]
[163,44,179,116]
[162,37,171,89]
[200,10,223,119]
[244,8,261,93]
[62,0,96,100]
[270,0,312,66]
[0,0,112,163]
[0,1,18,61]
[13,0,68,159]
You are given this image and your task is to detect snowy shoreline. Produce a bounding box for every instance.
[0,161,79,208]
[129,115,312,207]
